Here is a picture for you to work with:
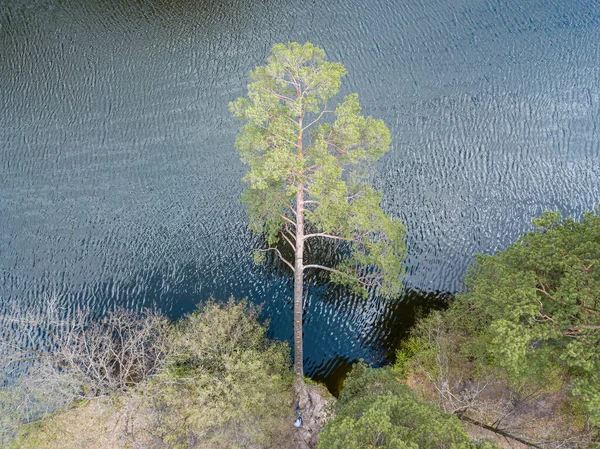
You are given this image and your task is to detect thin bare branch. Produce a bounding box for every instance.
[276,212,296,227]
[302,109,333,131]
[259,86,295,104]
[281,228,296,250]
[303,264,376,288]
[256,123,296,147]
[304,232,359,242]
[256,247,295,272]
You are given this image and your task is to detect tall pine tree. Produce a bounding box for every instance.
[230,43,406,383]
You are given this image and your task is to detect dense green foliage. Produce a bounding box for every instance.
[317,364,496,449]
[147,299,293,448]
[448,209,600,423]
[394,208,600,445]
[230,42,406,298]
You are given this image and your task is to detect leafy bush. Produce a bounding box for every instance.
[317,364,495,449]
[143,299,294,448]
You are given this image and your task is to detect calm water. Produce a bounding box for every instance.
[1,0,599,381]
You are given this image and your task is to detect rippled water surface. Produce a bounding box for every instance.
[1,0,599,380]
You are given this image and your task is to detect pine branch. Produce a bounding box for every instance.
[302,109,333,131]
[276,212,296,227]
[281,227,296,250]
[256,248,295,272]
[304,232,356,242]
[304,264,376,288]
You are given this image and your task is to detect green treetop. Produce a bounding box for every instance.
[230,42,406,382]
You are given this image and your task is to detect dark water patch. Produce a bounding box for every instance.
[374,289,451,362]
[310,289,450,395]
[312,356,355,398]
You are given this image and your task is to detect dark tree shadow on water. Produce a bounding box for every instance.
[257,235,451,394]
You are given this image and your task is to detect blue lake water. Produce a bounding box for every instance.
[1,0,599,382]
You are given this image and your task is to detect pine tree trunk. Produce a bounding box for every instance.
[293,186,305,382]
[294,99,306,384]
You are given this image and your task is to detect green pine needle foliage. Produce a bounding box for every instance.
[318,364,498,449]
[447,207,600,423]
[230,42,406,298]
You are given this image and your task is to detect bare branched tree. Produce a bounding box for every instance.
[2,299,168,397]
[0,298,169,443]
[48,307,169,397]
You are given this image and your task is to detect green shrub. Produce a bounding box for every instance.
[145,298,294,448]
[318,364,496,449]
